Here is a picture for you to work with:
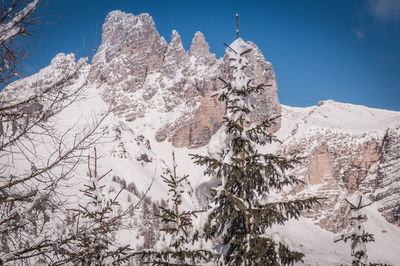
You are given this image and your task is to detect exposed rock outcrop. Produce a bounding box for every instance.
[189,31,216,65]
[162,30,189,78]
[278,102,400,232]
[375,126,400,226]
[89,10,281,148]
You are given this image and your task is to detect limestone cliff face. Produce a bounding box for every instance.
[374,126,400,226]
[189,32,216,65]
[278,102,400,232]
[286,133,382,232]
[90,10,281,148]
[163,30,189,79]
[90,11,167,88]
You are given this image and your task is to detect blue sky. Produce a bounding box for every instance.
[22,0,400,111]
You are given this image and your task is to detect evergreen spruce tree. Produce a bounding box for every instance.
[334,192,375,266]
[191,38,320,265]
[139,152,213,265]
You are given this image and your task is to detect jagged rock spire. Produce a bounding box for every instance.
[170,30,184,47]
[189,32,216,66]
[227,37,251,55]
[90,10,167,88]
[190,32,209,58]
[163,30,189,77]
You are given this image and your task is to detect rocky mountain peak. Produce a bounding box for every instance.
[219,39,281,132]
[170,30,183,46]
[101,11,156,52]
[189,31,214,64]
[163,30,189,77]
[165,30,186,59]
[227,37,251,54]
[90,10,166,88]
[87,10,281,147]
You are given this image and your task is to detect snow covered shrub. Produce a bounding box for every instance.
[138,152,213,265]
[334,192,375,266]
[54,148,132,265]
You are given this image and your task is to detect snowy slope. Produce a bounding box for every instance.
[281,100,400,137]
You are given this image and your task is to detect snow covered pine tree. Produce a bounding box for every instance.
[53,148,131,265]
[191,38,320,265]
[139,152,213,265]
[334,192,375,266]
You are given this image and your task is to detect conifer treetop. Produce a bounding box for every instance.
[345,191,373,210]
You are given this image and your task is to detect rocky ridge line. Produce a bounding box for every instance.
[89,10,281,148]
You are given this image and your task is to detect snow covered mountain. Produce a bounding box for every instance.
[5,9,400,265]
[276,101,400,233]
[88,10,281,148]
